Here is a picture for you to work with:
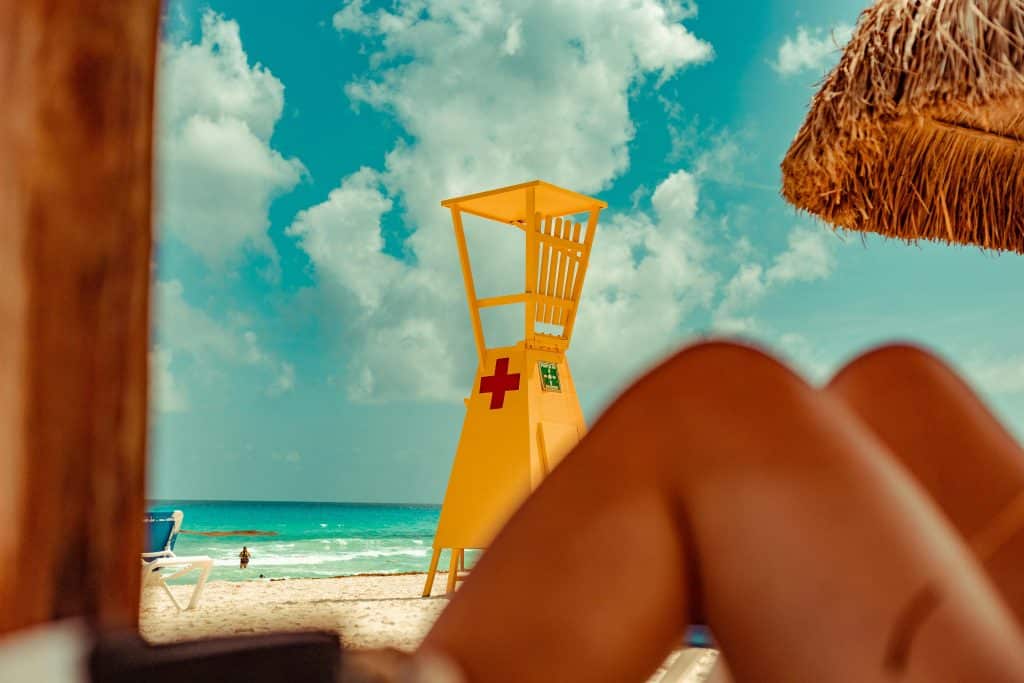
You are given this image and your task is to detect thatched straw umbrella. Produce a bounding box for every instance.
[781,0,1024,253]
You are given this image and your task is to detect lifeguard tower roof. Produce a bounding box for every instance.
[441,180,607,225]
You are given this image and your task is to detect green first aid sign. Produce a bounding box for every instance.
[539,361,561,392]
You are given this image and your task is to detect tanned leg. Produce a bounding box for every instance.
[828,343,1024,627]
[419,341,1024,683]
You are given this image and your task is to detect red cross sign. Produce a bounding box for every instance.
[479,357,521,410]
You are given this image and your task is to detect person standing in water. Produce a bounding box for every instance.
[239,546,251,569]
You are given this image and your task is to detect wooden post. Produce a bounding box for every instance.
[450,208,488,371]
[523,188,537,341]
[561,208,601,343]
[0,1,160,633]
[422,548,442,597]
[445,549,462,594]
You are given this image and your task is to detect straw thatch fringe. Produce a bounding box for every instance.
[781,0,1024,252]
[813,116,1024,251]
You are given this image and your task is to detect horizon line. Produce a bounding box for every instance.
[148,497,442,508]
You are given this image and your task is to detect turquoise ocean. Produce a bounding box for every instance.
[151,500,455,582]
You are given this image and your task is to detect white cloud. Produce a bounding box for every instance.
[964,355,1024,396]
[269,363,296,396]
[693,132,742,184]
[767,224,838,284]
[663,119,774,191]
[337,0,712,205]
[713,225,839,331]
[706,225,841,383]
[713,263,767,334]
[286,169,464,402]
[151,346,188,414]
[292,0,714,402]
[158,280,240,359]
[287,168,400,312]
[332,0,375,34]
[569,169,718,398]
[155,280,297,398]
[772,24,853,76]
[157,10,305,266]
[774,332,833,384]
[503,18,523,56]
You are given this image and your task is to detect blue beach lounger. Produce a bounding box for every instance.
[141,510,213,611]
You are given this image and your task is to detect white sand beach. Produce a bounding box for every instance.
[140,573,719,682]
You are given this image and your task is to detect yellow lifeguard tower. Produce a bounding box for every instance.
[423,180,606,596]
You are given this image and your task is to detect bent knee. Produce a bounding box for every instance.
[640,339,808,397]
[596,339,844,483]
[827,343,961,399]
[610,339,814,447]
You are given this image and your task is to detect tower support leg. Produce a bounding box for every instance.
[445,549,462,594]
[422,548,441,597]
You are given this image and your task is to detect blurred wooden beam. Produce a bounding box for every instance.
[0,0,160,633]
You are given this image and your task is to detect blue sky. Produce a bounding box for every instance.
[151,0,1024,504]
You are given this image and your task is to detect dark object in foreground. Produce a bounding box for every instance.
[90,631,342,683]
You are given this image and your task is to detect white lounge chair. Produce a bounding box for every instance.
[656,626,722,682]
[657,648,721,682]
[141,510,213,611]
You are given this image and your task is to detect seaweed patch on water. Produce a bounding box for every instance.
[181,529,280,537]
